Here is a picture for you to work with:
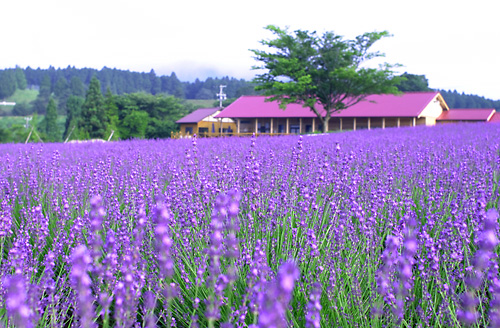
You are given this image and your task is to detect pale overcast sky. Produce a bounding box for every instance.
[2,0,500,100]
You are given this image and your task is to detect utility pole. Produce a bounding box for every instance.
[216,85,227,108]
[24,116,32,128]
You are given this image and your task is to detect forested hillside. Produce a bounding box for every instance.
[0,66,258,100]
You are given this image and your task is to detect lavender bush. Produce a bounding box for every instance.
[1,123,500,327]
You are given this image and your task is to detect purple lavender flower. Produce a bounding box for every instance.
[257,261,300,328]
[4,273,33,328]
[70,245,96,328]
[305,283,322,328]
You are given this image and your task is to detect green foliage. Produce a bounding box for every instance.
[0,70,16,99]
[64,96,84,141]
[14,66,27,90]
[114,92,188,139]
[440,89,500,110]
[79,77,108,139]
[54,77,71,115]
[44,98,60,142]
[32,75,52,114]
[0,116,42,143]
[396,73,432,92]
[120,110,150,139]
[252,25,402,132]
[6,88,38,104]
[12,102,32,116]
[104,88,120,140]
[70,76,86,97]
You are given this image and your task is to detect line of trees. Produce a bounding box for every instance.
[0,76,195,143]
[396,73,500,110]
[0,66,259,101]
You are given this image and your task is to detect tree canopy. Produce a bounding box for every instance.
[79,77,108,139]
[252,25,402,132]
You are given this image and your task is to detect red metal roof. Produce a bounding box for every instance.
[215,92,441,118]
[176,108,220,124]
[436,108,495,121]
[489,112,500,123]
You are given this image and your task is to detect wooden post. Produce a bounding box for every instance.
[312,118,315,132]
[286,118,289,134]
[367,118,371,130]
[353,118,357,131]
[299,118,302,133]
[237,118,240,135]
[413,117,416,126]
[270,118,273,135]
[382,118,386,129]
[255,118,258,134]
[340,118,343,131]
[397,118,400,128]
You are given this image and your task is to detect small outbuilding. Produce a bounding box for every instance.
[436,108,497,124]
[176,108,236,137]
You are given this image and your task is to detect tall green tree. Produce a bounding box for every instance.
[64,95,84,140]
[70,76,86,97]
[104,88,120,140]
[54,77,71,114]
[252,25,401,132]
[44,97,60,142]
[79,76,108,139]
[14,66,27,90]
[33,74,52,114]
[0,70,16,99]
[397,73,432,92]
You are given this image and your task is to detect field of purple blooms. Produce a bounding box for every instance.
[1,123,500,327]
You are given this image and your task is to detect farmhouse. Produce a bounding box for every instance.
[175,107,236,137]
[175,92,499,136]
[214,92,451,134]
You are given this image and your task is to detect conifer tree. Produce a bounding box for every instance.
[14,66,27,90]
[44,97,60,142]
[79,76,107,139]
[64,95,84,141]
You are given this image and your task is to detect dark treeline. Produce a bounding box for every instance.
[0,66,259,100]
[438,90,500,110]
[396,73,500,110]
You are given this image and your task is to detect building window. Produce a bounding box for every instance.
[278,124,285,133]
[199,127,208,136]
[185,127,193,134]
[257,122,270,133]
[290,124,300,133]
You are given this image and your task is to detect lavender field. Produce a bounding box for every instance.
[1,124,500,327]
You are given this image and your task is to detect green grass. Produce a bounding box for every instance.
[6,88,39,104]
[184,99,217,109]
[0,115,66,130]
[0,88,39,116]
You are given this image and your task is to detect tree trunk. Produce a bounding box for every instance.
[323,116,330,133]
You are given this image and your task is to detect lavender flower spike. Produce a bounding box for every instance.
[4,273,33,328]
[71,245,96,328]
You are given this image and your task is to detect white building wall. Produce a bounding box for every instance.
[418,95,446,123]
[204,111,234,123]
